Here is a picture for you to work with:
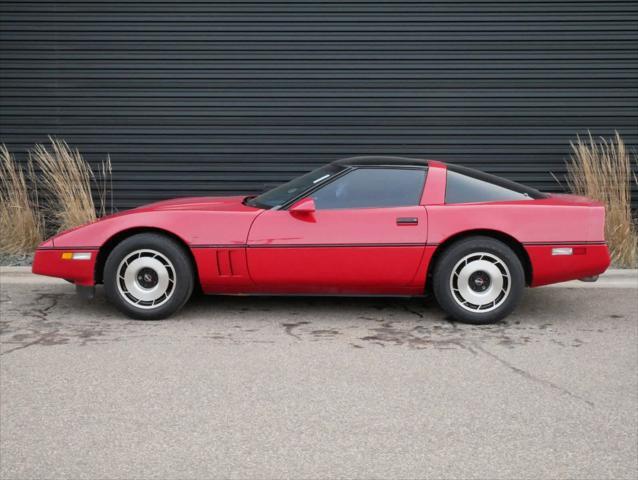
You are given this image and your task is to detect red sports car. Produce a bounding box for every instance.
[32,156,610,324]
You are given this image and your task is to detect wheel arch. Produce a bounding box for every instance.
[94,227,200,286]
[426,229,532,291]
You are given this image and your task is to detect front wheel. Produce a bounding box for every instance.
[103,233,195,320]
[432,236,525,324]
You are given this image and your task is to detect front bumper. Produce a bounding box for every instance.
[32,248,98,286]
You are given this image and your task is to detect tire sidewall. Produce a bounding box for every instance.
[433,237,525,324]
[104,233,194,320]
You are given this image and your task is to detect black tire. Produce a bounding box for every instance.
[432,236,525,324]
[103,233,194,320]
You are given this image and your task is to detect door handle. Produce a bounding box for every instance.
[396,217,418,226]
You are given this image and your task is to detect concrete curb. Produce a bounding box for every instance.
[1,266,636,288]
[1,266,36,274]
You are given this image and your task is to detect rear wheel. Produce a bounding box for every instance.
[432,236,525,324]
[104,233,194,320]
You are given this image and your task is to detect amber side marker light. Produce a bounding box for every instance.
[61,252,92,260]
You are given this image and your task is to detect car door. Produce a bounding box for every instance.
[246,167,428,294]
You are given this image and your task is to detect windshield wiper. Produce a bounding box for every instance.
[242,195,257,206]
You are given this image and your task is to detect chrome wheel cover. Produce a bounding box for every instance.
[449,252,511,312]
[117,249,176,309]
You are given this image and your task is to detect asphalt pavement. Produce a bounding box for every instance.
[1,270,637,479]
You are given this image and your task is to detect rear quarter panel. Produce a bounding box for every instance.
[426,202,606,244]
[426,201,609,286]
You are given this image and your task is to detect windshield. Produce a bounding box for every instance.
[246,164,344,209]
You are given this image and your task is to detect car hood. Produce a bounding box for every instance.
[44,195,262,248]
[134,195,258,212]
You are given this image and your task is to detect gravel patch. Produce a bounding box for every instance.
[0,253,34,267]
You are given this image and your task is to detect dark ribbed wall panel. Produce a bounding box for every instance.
[1,1,637,210]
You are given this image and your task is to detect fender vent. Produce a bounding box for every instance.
[215,249,241,276]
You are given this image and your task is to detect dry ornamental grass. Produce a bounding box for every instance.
[1,138,112,257]
[0,145,43,255]
[31,137,112,233]
[567,132,638,267]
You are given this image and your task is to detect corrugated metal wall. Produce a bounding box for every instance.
[1,0,637,210]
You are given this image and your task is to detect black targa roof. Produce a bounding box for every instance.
[332,156,430,168]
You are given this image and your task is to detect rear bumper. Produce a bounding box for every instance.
[526,243,611,287]
[31,248,97,286]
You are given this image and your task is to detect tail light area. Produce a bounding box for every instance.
[528,243,610,287]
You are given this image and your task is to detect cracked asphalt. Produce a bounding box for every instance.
[1,277,637,479]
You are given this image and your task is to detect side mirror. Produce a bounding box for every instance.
[289,197,316,214]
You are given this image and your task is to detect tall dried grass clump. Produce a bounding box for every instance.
[567,132,638,267]
[31,137,112,233]
[0,145,43,254]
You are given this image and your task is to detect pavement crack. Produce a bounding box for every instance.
[473,343,594,408]
[400,304,424,318]
[281,321,310,340]
[1,330,63,356]
[33,292,59,313]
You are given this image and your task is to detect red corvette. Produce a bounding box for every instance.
[32,156,610,324]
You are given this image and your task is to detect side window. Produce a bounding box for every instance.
[312,168,426,210]
[445,170,530,204]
